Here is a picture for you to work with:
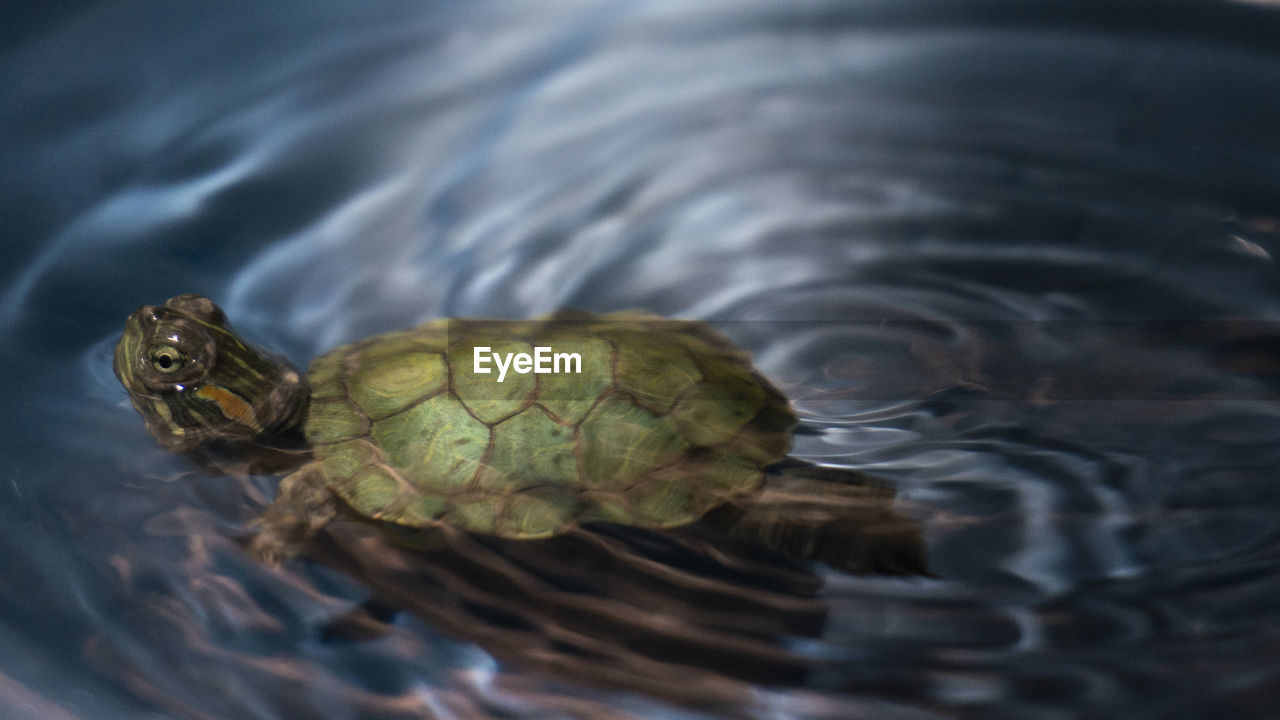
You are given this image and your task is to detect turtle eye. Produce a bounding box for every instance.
[150,345,187,373]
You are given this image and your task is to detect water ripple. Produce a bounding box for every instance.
[6,0,1280,717]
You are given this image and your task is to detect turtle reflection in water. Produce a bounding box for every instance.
[114,294,925,575]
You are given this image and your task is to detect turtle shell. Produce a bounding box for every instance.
[304,310,797,538]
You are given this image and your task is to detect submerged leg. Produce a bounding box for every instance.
[247,464,338,565]
[703,460,931,576]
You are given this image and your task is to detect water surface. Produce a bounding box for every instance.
[3,1,1280,718]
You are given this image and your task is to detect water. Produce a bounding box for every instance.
[3,0,1280,717]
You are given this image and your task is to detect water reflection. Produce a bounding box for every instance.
[79,474,925,718]
[4,0,1280,717]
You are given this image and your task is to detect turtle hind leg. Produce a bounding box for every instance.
[246,464,338,565]
[705,460,931,576]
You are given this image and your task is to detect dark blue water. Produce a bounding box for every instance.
[4,1,1280,718]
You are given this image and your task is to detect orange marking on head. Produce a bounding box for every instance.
[195,384,260,431]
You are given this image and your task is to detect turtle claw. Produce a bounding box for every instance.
[243,466,338,566]
[245,528,304,566]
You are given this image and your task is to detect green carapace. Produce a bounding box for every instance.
[115,295,909,569]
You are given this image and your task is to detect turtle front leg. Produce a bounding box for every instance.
[247,464,338,565]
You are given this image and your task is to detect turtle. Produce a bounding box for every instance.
[115,294,922,572]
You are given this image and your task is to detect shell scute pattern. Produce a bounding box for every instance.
[577,394,689,488]
[451,334,538,424]
[535,334,613,424]
[369,395,489,492]
[612,329,703,412]
[305,312,797,538]
[349,351,448,418]
[474,405,578,492]
[307,398,369,444]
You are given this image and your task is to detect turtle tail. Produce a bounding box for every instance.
[701,459,931,576]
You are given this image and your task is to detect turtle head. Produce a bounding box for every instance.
[114,294,310,468]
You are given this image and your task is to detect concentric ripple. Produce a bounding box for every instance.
[3,0,1280,718]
